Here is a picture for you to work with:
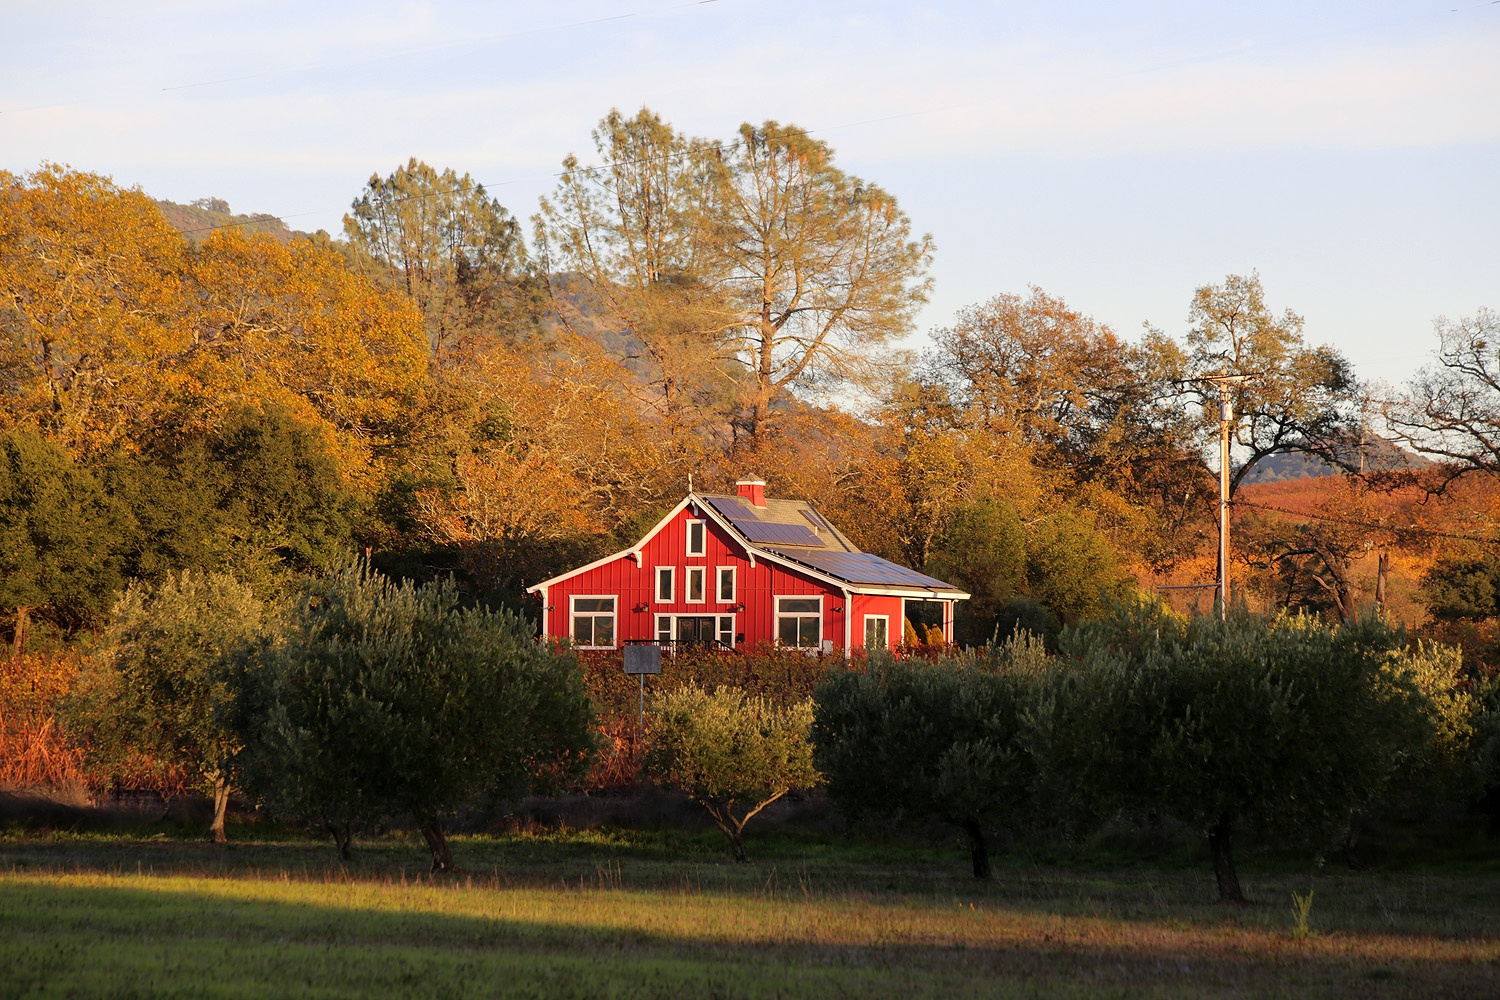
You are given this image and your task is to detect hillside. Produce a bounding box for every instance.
[154,197,304,244]
[1240,433,1432,484]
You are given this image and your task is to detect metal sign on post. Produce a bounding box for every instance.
[623,644,662,729]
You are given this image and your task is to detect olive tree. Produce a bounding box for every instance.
[813,634,1050,878]
[643,684,819,862]
[66,571,267,842]
[230,564,595,869]
[1038,605,1452,903]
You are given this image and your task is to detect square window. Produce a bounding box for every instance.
[864,615,889,650]
[775,596,821,649]
[570,597,616,649]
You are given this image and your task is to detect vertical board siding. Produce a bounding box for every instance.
[850,594,905,650]
[544,501,845,649]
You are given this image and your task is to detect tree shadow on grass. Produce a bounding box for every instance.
[0,875,1494,1000]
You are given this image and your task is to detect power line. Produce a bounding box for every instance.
[1232,497,1499,546]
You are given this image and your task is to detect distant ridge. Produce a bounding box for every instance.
[1241,433,1432,484]
[155,197,306,244]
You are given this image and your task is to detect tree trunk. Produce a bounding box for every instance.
[730,829,747,863]
[209,774,230,845]
[963,819,991,880]
[11,606,28,660]
[1342,819,1367,872]
[421,819,455,873]
[1208,815,1245,903]
[325,821,353,861]
[1375,549,1390,616]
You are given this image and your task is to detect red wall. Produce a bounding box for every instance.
[540,501,846,649]
[850,594,905,650]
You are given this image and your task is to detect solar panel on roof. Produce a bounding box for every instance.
[703,495,756,520]
[768,550,960,590]
[735,521,825,547]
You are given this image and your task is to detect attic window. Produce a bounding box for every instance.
[686,519,706,557]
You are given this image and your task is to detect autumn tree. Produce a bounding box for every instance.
[1387,307,1500,482]
[932,287,1212,574]
[537,109,733,439]
[1236,476,1424,621]
[715,122,933,438]
[0,166,427,469]
[1168,273,1361,495]
[186,228,428,458]
[345,158,535,359]
[0,166,188,454]
[406,337,684,606]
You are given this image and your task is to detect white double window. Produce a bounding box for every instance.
[775,596,822,649]
[863,615,890,650]
[716,566,736,604]
[570,596,616,649]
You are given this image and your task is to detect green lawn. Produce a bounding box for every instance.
[1,829,1496,998]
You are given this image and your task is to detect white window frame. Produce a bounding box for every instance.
[685,519,706,557]
[569,595,617,650]
[775,594,823,649]
[717,614,736,648]
[655,566,675,603]
[716,566,736,604]
[655,614,673,644]
[685,566,707,603]
[863,614,890,650]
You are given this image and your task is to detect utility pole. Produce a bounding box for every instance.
[1195,372,1257,620]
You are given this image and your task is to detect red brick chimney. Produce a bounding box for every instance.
[736,479,767,508]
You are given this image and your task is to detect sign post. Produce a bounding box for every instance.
[623,644,663,730]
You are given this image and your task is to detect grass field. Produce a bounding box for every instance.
[1,826,1497,998]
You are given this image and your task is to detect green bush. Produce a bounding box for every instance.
[229,564,596,869]
[64,571,267,841]
[812,633,1050,878]
[642,684,819,862]
[1038,605,1461,902]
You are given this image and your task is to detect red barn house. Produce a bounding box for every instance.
[528,481,969,652]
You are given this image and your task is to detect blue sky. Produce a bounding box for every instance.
[3,1,1497,389]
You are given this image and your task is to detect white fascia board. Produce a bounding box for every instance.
[849,586,972,600]
[525,545,637,594]
[524,494,697,594]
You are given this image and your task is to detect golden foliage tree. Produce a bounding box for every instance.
[0,166,428,478]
